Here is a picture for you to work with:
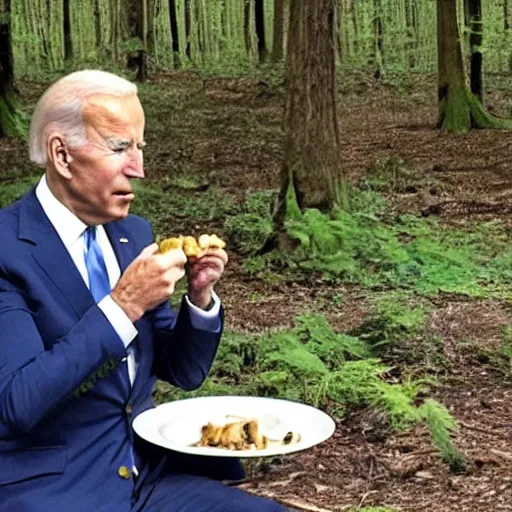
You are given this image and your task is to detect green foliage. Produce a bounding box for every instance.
[419,399,466,472]
[0,176,38,208]
[354,292,430,348]
[484,326,512,377]
[236,185,511,299]
[224,191,275,255]
[155,313,462,469]
[0,92,30,141]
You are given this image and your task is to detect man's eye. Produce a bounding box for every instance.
[113,147,127,153]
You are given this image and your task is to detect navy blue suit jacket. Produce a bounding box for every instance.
[0,188,223,511]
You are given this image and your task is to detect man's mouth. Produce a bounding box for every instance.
[114,191,135,199]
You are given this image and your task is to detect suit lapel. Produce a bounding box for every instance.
[104,222,149,399]
[19,189,95,319]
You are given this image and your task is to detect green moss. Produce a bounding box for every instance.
[0,92,28,141]
[440,86,512,134]
[439,86,471,134]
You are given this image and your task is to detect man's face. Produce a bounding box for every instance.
[64,94,146,225]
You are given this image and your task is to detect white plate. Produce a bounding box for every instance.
[133,396,336,458]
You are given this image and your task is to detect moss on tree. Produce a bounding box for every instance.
[0,92,28,141]
[439,86,512,135]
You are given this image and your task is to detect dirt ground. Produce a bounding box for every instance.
[4,71,512,511]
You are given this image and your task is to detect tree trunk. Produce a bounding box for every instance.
[127,0,148,81]
[0,0,26,139]
[184,0,191,60]
[504,0,512,71]
[437,0,511,133]
[373,0,384,79]
[467,0,483,102]
[244,0,252,56]
[94,0,101,49]
[275,0,342,238]
[271,0,285,62]
[63,0,73,60]
[405,0,416,68]
[255,0,267,62]
[169,0,181,67]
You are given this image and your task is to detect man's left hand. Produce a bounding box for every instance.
[187,248,228,309]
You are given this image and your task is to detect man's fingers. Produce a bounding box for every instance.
[138,243,159,259]
[158,247,188,268]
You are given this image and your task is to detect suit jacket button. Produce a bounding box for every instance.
[118,465,132,479]
[125,403,133,415]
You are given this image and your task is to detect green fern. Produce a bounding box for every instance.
[419,399,465,472]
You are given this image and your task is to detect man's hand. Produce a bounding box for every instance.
[111,243,187,322]
[187,248,228,309]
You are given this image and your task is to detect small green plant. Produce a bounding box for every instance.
[224,190,275,254]
[156,313,463,470]
[0,176,39,208]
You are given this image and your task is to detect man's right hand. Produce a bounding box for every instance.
[111,243,187,322]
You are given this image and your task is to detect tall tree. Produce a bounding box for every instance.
[504,0,512,71]
[437,0,511,133]
[169,0,181,67]
[0,0,26,139]
[244,0,252,56]
[63,0,73,60]
[373,0,384,78]
[274,0,342,241]
[255,0,267,61]
[467,0,483,102]
[271,0,285,62]
[126,0,148,81]
[184,0,192,60]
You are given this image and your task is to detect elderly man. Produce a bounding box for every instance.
[0,70,284,512]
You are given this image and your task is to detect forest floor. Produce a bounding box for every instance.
[4,70,512,511]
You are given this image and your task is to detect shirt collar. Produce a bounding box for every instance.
[35,175,88,249]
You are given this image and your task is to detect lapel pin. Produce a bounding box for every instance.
[119,237,129,243]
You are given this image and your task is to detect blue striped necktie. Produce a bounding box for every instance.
[84,226,111,303]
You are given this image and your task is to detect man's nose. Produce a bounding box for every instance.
[124,149,144,178]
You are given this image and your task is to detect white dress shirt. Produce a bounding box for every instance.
[35,175,221,386]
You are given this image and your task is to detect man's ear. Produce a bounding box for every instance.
[47,135,73,179]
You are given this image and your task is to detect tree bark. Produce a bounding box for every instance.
[373,0,384,78]
[184,0,191,59]
[275,0,342,237]
[437,0,511,133]
[126,0,148,81]
[467,0,483,102]
[244,0,252,55]
[504,0,512,71]
[255,0,267,62]
[405,0,417,68]
[0,0,26,139]
[271,0,285,62]
[169,0,181,67]
[63,0,73,60]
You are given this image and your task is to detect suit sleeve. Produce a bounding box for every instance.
[0,278,126,436]
[150,298,223,390]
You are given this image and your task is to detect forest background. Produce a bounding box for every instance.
[1,0,512,510]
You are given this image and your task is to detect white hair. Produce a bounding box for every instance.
[29,70,138,167]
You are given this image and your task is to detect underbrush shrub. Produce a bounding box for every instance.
[155,313,463,470]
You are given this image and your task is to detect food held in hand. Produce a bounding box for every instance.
[158,234,226,258]
[195,418,301,451]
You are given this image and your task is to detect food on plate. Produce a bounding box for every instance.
[158,234,226,258]
[195,418,301,451]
